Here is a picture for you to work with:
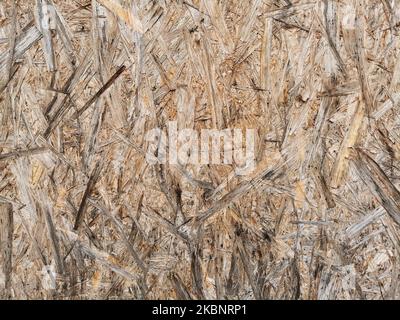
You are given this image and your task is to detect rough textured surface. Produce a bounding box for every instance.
[1,0,400,300]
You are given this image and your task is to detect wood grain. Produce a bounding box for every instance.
[0,0,399,300]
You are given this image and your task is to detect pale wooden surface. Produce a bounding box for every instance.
[0,0,400,300]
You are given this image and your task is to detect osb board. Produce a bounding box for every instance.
[0,0,400,300]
